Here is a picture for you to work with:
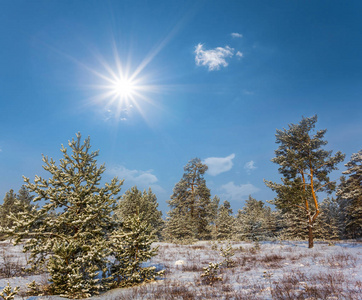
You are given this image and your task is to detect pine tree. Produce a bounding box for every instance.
[209,195,220,234]
[278,207,309,240]
[264,115,345,248]
[213,200,235,240]
[235,196,276,241]
[336,149,362,239]
[164,158,212,242]
[0,189,16,229]
[116,186,164,240]
[314,197,340,240]
[0,186,35,239]
[6,133,123,298]
[110,211,163,288]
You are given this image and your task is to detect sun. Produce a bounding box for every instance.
[89,57,157,122]
[81,40,168,123]
[113,78,136,98]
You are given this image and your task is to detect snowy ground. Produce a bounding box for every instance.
[1,240,361,299]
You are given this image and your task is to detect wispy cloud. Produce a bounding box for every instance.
[244,160,257,174]
[231,32,243,38]
[195,44,235,71]
[107,165,158,187]
[236,51,243,58]
[204,154,235,176]
[221,181,259,201]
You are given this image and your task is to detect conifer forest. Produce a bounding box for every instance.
[0,115,361,299]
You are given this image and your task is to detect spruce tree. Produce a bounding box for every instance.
[0,186,34,229]
[278,207,309,240]
[235,196,276,241]
[336,149,362,239]
[209,195,220,234]
[6,133,123,298]
[116,186,164,240]
[110,211,163,288]
[264,115,345,248]
[213,200,235,240]
[164,158,212,242]
[314,197,340,240]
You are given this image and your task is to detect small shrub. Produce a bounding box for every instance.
[220,243,235,268]
[0,283,19,300]
[201,262,222,285]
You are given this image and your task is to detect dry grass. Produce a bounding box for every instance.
[99,240,361,300]
[1,240,361,299]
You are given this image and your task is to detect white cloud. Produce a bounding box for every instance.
[195,44,235,71]
[204,154,235,176]
[221,181,259,201]
[236,51,243,57]
[107,165,158,187]
[231,32,243,38]
[244,160,257,174]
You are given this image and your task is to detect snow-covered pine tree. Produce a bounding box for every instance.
[336,149,362,239]
[313,197,340,240]
[264,115,345,248]
[212,200,235,240]
[235,196,276,241]
[110,211,163,288]
[278,207,309,240]
[6,133,123,298]
[164,158,212,242]
[116,186,164,240]
[0,186,34,230]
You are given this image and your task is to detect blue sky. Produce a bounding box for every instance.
[1,0,361,215]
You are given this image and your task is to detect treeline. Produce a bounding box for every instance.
[0,115,361,297]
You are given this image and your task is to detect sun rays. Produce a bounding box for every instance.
[87,48,161,123]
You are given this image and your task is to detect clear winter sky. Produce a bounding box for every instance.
[1,1,361,214]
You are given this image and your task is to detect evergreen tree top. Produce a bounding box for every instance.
[271,115,345,192]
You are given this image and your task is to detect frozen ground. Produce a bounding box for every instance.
[1,240,361,299]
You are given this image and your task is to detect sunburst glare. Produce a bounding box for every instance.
[83,42,166,124]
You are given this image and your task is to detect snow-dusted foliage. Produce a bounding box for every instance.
[110,212,164,288]
[163,158,213,242]
[6,133,123,298]
[3,133,163,298]
[116,186,164,240]
[0,282,19,300]
[337,149,362,239]
[212,200,234,240]
[265,115,345,248]
[314,197,341,240]
[0,186,34,234]
[235,196,276,241]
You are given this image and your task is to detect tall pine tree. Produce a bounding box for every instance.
[164,158,212,242]
[265,116,345,248]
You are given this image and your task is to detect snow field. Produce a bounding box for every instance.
[0,240,361,299]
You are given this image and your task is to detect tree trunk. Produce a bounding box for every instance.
[308,221,314,248]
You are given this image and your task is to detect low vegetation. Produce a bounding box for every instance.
[2,240,361,299]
